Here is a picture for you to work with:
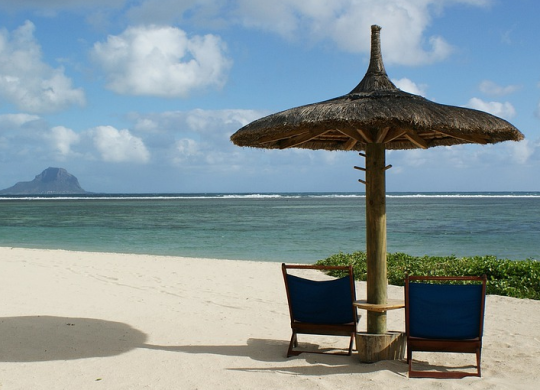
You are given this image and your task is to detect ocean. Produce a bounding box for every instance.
[0,192,538,263]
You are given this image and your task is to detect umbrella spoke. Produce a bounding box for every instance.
[257,128,305,144]
[404,130,429,149]
[376,127,390,143]
[278,128,330,149]
[382,128,407,144]
[435,130,489,145]
[343,137,358,151]
[357,128,374,144]
[337,126,374,144]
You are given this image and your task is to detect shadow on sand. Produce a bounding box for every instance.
[0,316,408,376]
[0,316,148,362]
[149,337,408,377]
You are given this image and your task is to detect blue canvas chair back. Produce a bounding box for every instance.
[408,282,483,340]
[286,273,355,324]
[282,264,358,357]
[405,275,487,378]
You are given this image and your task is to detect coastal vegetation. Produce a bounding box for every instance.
[316,251,540,300]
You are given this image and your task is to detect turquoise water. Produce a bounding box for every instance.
[0,193,538,263]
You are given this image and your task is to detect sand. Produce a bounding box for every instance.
[0,247,539,389]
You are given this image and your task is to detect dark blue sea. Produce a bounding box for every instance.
[0,192,538,263]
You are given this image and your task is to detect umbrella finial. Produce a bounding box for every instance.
[350,25,398,94]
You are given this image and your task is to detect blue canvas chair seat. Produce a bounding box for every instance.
[405,275,487,378]
[282,264,358,357]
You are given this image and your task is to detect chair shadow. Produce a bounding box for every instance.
[409,358,479,375]
[144,338,408,377]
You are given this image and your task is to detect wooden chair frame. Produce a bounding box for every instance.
[405,275,487,378]
[282,264,358,357]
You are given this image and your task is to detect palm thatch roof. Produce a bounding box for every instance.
[231,25,524,151]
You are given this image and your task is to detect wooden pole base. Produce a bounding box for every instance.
[355,331,406,363]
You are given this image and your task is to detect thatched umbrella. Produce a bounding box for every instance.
[231,25,523,337]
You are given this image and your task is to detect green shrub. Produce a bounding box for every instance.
[315,251,540,300]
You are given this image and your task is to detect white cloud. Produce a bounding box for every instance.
[173,138,200,164]
[133,118,159,133]
[127,0,213,26]
[0,21,85,113]
[130,108,263,140]
[233,0,455,65]
[90,125,150,163]
[128,108,318,176]
[91,25,232,97]
[0,0,124,7]
[455,0,491,5]
[467,97,516,120]
[392,78,427,96]
[122,0,494,66]
[48,126,80,157]
[0,114,50,162]
[397,149,429,168]
[0,113,40,127]
[390,139,529,178]
[0,0,126,13]
[507,139,536,165]
[479,80,520,97]
[129,108,265,167]
[184,108,262,134]
[0,119,150,165]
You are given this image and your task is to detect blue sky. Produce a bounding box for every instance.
[0,0,538,193]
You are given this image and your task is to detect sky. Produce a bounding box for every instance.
[0,0,538,194]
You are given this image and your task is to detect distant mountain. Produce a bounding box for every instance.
[0,167,89,195]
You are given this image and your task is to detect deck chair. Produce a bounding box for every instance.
[282,263,358,357]
[405,275,487,378]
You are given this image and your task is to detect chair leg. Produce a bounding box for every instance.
[287,331,300,357]
[407,347,415,377]
[476,347,482,377]
[347,333,354,356]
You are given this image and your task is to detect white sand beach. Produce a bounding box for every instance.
[1,247,539,389]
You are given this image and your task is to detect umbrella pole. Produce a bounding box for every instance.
[365,143,387,334]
